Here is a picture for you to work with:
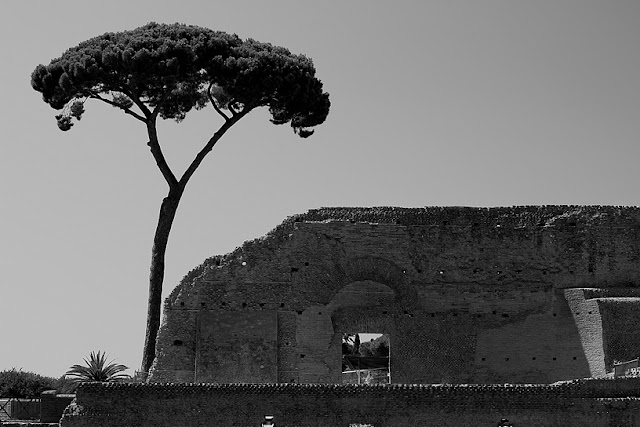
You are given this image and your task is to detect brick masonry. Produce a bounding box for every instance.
[40,391,75,423]
[59,379,640,427]
[150,206,640,385]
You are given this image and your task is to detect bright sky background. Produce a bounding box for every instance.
[1,1,639,378]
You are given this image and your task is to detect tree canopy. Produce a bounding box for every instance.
[31,22,329,136]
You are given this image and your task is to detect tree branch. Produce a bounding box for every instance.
[146,120,179,188]
[228,101,240,116]
[89,93,147,122]
[207,83,230,121]
[150,92,172,120]
[126,90,153,119]
[178,109,250,188]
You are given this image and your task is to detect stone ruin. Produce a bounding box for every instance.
[149,206,640,385]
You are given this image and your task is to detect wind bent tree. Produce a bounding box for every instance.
[31,22,330,373]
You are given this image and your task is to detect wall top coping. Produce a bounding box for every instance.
[77,378,640,398]
[297,206,640,227]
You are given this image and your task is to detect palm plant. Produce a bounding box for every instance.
[65,351,130,383]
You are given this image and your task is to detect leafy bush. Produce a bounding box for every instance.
[0,368,79,397]
[0,368,56,398]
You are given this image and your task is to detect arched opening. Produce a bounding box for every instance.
[291,279,396,383]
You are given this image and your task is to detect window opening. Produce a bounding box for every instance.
[342,333,390,384]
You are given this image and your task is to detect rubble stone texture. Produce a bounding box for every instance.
[150,206,640,385]
[59,379,640,426]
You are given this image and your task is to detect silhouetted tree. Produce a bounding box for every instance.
[342,334,359,355]
[65,351,129,383]
[32,23,330,373]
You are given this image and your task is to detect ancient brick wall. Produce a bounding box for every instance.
[40,391,75,423]
[598,296,640,369]
[60,380,640,427]
[150,206,640,384]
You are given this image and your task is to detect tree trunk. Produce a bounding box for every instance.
[141,189,183,374]
[138,110,248,375]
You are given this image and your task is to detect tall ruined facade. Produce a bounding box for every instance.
[149,206,640,384]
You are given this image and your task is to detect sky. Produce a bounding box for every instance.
[0,1,639,378]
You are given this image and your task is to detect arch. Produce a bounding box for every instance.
[342,256,407,289]
[336,256,419,309]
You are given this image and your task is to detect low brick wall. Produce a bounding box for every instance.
[40,390,75,423]
[61,378,640,427]
[1,423,58,427]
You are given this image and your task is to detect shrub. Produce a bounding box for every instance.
[0,368,57,398]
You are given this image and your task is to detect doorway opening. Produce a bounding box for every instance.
[341,333,390,384]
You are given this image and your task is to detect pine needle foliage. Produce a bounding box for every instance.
[31,22,330,136]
